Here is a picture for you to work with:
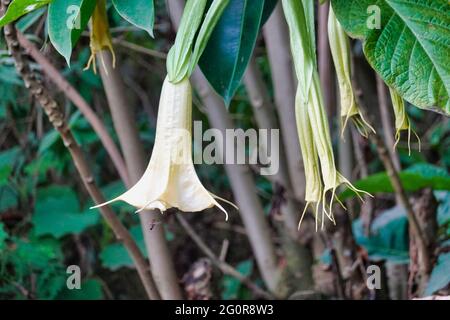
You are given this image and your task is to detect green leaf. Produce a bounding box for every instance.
[260,0,277,27]
[353,205,409,262]
[0,186,18,211]
[0,147,20,185]
[0,222,7,250]
[199,0,265,104]
[331,0,450,115]
[100,225,146,270]
[16,6,45,31]
[32,186,100,238]
[188,0,231,76]
[425,253,450,296]
[435,191,450,227]
[0,0,52,27]
[221,259,253,299]
[340,164,450,200]
[58,279,104,300]
[112,0,154,37]
[47,0,97,65]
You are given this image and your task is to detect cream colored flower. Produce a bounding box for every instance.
[93,76,236,219]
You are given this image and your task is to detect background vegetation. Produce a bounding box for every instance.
[0,0,449,300]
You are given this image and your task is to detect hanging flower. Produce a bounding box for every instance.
[92,76,236,219]
[328,6,374,137]
[389,87,421,155]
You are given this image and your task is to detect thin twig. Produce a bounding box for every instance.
[176,214,275,300]
[16,32,131,186]
[2,0,160,299]
[113,38,167,59]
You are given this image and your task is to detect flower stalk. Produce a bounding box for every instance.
[85,0,115,73]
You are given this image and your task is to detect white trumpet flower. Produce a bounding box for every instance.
[92,76,236,219]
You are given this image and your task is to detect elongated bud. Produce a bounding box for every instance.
[295,85,323,230]
[85,0,116,74]
[282,0,371,229]
[308,72,372,229]
[389,87,421,155]
[328,6,374,137]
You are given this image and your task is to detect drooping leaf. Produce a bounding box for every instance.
[111,0,154,37]
[32,186,100,238]
[340,164,450,200]
[100,225,146,270]
[425,253,450,296]
[47,0,97,65]
[0,0,52,27]
[353,205,409,262]
[331,0,450,115]
[199,0,266,104]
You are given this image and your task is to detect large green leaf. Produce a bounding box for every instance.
[32,186,100,238]
[47,0,97,65]
[340,164,450,200]
[353,205,409,262]
[112,0,154,37]
[331,0,450,115]
[199,0,266,104]
[0,0,52,27]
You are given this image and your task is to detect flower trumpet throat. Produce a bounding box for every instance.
[92,77,236,219]
[327,6,374,138]
[85,0,116,74]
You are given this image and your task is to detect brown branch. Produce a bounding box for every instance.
[176,215,275,300]
[1,1,160,299]
[16,32,131,186]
